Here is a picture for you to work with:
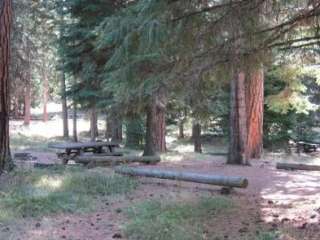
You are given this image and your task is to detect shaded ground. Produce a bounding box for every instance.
[2,120,320,240]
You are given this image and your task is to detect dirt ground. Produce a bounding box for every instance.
[4,120,320,239]
[2,150,320,240]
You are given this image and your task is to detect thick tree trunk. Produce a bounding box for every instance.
[73,101,78,142]
[228,71,249,165]
[143,102,157,156]
[0,0,13,172]
[192,122,202,153]
[143,90,167,156]
[246,67,264,159]
[155,104,166,152]
[154,88,166,152]
[115,167,249,188]
[24,80,31,125]
[61,70,69,138]
[90,105,98,141]
[42,70,49,122]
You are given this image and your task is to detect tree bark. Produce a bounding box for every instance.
[111,116,123,142]
[154,88,166,152]
[228,71,249,165]
[192,122,202,153]
[246,67,264,159]
[143,102,157,156]
[61,69,69,138]
[24,79,31,125]
[178,120,184,139]
[143,90,167,156]
[0,0,13,172]
[73,101,78,142]
[90,105,98,141]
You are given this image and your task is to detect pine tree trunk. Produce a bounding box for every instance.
[143,102,157,156]
[42,70,49,122]
[228,71,249,165]
[143,89,167,156]
[246,67,264,159]
[155,104,166,152]
[192,122,202,153]
[105,114,111,141]
[24,80,31,125]
[73,101,78,142]
[111,116,123,142]
[61,70,69,138]
[0,0,13,172]
[178,120,184,139]
[154,88,166,152]
[90,105,98,141]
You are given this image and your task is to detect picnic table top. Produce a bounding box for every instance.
[48,141,120,150]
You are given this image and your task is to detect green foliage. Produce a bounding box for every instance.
[264,65,320,146]
[125,116,145,149]
[125,197,233,240]
[0,167,137,222]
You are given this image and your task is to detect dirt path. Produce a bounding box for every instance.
[3,153,320,240]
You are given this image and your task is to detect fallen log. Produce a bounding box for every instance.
[75,155,161,168]
[114,167,248,188]
[276,162,320,171]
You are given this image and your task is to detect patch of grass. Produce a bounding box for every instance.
[0,167,137,222]
[125,197,233,240]
[256,232,279,240]
[10,133,51,151]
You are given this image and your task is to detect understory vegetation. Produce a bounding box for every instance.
[0,167,137,222]
[125,197,232,240]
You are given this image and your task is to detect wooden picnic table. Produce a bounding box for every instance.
[49,141,120,164]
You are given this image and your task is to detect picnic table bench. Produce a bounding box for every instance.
[49,141,120,164]
[296,141,318,153]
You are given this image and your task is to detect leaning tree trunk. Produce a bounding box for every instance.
[228,70,249,165]
[90,105,98,141]
[0,0,13,172]
[192,122,202,153]
[246,67,264,159]
[61,69,69,138]
[24,79,31,125]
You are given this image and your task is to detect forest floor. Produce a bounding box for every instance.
[1,119,320,240]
